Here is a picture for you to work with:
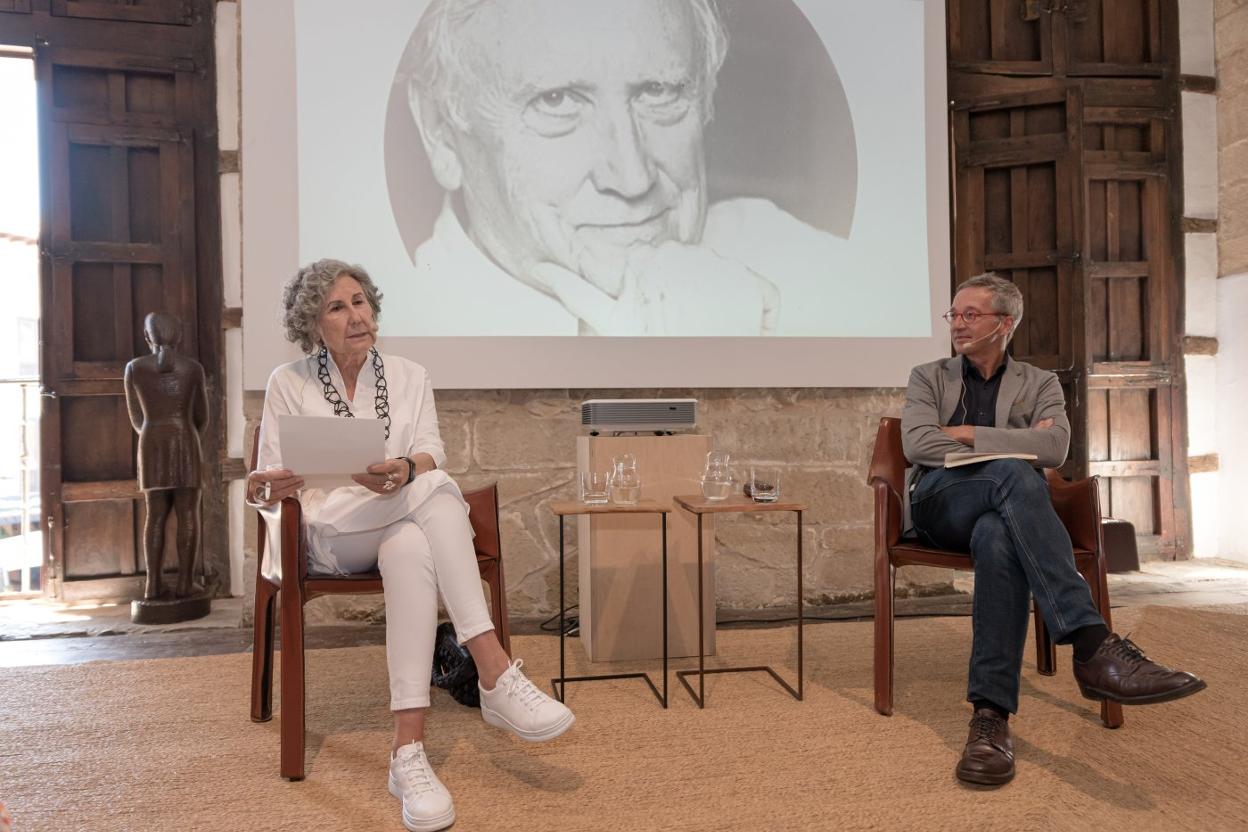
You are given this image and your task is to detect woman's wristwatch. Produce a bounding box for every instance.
[402,456,417,486]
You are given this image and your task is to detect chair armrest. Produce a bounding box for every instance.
[279,497,306,583]
[1045,470,1100,553]
[870,477,904,548]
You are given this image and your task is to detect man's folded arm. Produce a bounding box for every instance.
[970,373,1070,467]
[901,366,966,467]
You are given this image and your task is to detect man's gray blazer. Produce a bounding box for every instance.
[899,355,1071,530]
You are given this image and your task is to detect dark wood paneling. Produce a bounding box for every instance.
[950,0,1188,557]
[954,88,1080,379]
[61,396,134,481]
[25,1,224,600]
[1061,0,1166,76]
[63,499,134,578]
[949,0,1052,75]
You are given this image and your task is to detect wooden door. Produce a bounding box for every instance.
[34,34,215,600]
[949,0,1189,558]
[1082,103,1185,556]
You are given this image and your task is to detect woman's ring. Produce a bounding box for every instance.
[256,481,271,503]
[383,478,396,492]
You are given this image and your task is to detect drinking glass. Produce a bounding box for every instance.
[748,466,781,502]
[580,471,609,504]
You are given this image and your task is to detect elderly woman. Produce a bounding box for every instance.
[247,259,573,832]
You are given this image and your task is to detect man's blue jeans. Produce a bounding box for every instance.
[910,459,1105,713]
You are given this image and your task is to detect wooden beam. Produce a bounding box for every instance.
[1183,336,1218,356]
[218,149,239,174]
[1188,454,1219,474]
[1183,217,1217,233]
[1180,75,1216,94]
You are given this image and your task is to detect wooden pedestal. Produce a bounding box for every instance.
[576,435,715,661]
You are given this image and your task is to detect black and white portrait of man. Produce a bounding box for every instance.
[295,0,932,338]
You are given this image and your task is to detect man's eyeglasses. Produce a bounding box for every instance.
[942,310,1003,325]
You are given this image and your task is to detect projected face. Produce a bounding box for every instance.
[425,0,709,298]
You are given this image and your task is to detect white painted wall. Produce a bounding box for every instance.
[1216,273,1248,563]
[1179,0,1217,76]
[1180,0,1220,558]
[216,2,246,595]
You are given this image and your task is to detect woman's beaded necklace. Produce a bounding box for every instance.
[316,346,391,440]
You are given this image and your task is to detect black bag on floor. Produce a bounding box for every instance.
[431,621,480,708]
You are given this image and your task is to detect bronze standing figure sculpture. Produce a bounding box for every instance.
[123,313,210,623]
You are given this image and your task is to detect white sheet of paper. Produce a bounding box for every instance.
[278,415,386,490]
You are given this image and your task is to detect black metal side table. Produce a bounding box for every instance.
[672,494,805,708]
[548,499,670,708]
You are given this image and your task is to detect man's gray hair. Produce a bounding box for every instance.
[956,273,1024,337]
[281,259,384,354]
[407,0,730,129]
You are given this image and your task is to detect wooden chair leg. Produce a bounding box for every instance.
[279,587,307,780]
[250,577,278,722]
[874,558,895,716]
[1033,601,1057,676]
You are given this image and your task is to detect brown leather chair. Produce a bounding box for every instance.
[867,417,1123,729]
[246,426,512,779]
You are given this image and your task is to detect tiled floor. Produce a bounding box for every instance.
[2,558,1246,668]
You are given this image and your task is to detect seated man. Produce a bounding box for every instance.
[901,273,1206,787]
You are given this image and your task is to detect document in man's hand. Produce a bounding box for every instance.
[278,415,386,489]
[944,451,1039,469]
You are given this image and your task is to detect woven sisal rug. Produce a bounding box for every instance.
[1,605,1245,831]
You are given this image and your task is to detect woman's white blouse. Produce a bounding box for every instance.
[254,351,466,579]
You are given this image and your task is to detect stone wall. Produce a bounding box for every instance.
[241,386,963,623]
[1217,0,1248,276]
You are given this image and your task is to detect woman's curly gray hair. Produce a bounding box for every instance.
[281,259,384,354]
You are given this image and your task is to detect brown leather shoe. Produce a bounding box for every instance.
[956,709,1014,786]
[1073,633,1206,705]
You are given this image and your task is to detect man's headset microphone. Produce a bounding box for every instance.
[958,317,1006,350]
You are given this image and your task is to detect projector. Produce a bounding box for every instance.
[581,398,697,433]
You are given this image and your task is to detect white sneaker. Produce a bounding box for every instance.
[388,742,455,832]
[479,658,576,742]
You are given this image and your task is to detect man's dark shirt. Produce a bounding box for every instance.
[949,359,1007,428]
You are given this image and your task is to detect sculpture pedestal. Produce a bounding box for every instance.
[131,594,211,624]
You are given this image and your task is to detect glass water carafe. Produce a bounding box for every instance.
[700,450,734,501]
[608,453,641,505]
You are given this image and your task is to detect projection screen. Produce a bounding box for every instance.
[242,0,949,389]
